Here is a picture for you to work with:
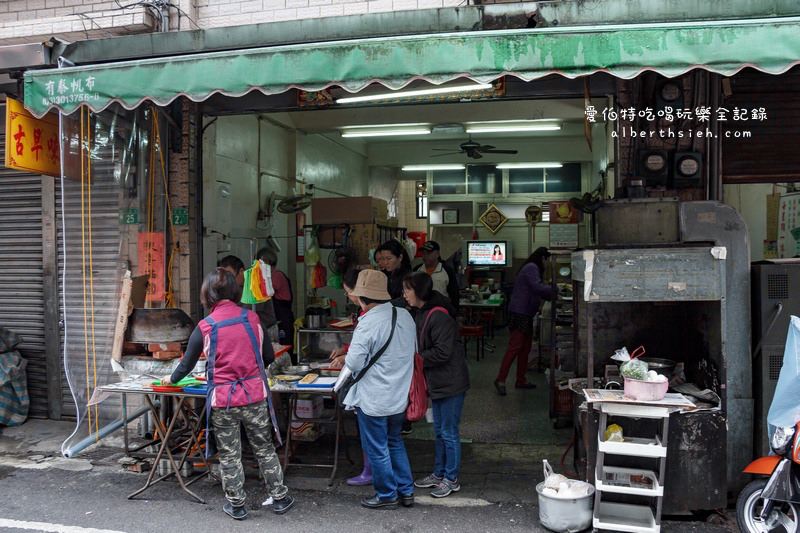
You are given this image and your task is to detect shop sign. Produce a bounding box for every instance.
[549,201,580,224]
[137,232,165,302]
[4,97,60,178]
[120,208,138,224]
[171,208,188,226]
[478,204,508,234]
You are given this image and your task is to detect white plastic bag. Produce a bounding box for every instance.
[543,459,568,489]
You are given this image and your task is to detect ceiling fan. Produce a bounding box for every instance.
[432,139,518,160]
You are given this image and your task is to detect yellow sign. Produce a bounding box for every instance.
[4,97,60,178]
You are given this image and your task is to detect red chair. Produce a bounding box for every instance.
[479,311,496,340]
[460,324,485,361]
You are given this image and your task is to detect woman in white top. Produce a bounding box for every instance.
[343,269,416,510]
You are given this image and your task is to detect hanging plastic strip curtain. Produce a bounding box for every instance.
[59,104,168,456]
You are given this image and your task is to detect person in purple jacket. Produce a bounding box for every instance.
[494,247,556,395]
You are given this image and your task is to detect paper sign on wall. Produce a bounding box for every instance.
[137,232,165,302]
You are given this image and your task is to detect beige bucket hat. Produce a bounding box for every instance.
[349,269,390,301]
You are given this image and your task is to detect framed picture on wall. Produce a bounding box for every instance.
[442,209,459,224]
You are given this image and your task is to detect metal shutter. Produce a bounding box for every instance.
[0,123,49,418]
[55,140,121,421]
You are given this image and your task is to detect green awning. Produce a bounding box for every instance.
[24,17,800,118]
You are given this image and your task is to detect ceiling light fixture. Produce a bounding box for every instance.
[340,124,431,138]
[402,164,465,171]
[337,83,493,104]
[465,120,562,134]
[496,162,563,169]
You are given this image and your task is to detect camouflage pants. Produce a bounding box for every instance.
[211,400,288,505]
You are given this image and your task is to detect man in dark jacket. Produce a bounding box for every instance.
[413,241,460,311]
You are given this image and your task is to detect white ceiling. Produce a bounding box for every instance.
[266,97,607,176]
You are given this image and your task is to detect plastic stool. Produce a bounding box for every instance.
[460,324,485,361]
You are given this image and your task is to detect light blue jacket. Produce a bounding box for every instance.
[344,303,416,417]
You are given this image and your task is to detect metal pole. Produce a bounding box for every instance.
[63,401,157,458]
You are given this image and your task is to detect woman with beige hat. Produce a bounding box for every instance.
[342,269,417,509]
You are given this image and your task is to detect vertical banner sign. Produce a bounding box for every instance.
[296,211,306,263]
[137,232,166,302]
[4,97,61,177]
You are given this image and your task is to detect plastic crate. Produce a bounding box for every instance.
[553,386,573,416]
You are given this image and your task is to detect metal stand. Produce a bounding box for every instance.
[280,390,352,486]
[127,394,213,504]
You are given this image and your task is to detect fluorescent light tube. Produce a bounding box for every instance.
[341,128,431,138]
[496,162,563,169]
[465,120,562,133]
[402,165,465,171]
[337,83,493,104]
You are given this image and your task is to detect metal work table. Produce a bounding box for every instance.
[271,381,351,486]
[459,298,506,327]
[97,380,214,504]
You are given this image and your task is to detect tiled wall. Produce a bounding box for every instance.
[396,180,428,234]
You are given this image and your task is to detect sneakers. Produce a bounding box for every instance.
[430,478,461,498]
[515,382,536,390]
[273,495,295,515]
[494,380,507,396]
[223,502,248,520]
[400,493,414,507]
[401,420,413,435]
[414,473,442,488]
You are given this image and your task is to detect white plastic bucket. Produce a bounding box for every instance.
[536,481,595,532]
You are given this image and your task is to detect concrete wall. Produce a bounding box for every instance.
[195,0,463,28]
[1,0,462,45]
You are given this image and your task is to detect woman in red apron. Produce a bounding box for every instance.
[163,268,293,520]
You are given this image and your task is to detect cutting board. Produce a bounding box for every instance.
[296,376,338,388]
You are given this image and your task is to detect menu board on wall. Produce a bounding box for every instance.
[777,193,800,258]
[549,224,579,249]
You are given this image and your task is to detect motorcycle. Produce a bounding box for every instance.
[738,314,800,532]
[737,423,800,532]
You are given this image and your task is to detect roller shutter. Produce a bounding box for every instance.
[0,111,50,418]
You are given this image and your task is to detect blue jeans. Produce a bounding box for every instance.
[432,393,465,481]
[357,410,414,501]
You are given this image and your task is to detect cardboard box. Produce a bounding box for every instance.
[348,223,379,265]
[311,197,388,225]
[290,421,321,441]
[295,395,323,419]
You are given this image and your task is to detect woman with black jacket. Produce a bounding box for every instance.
[402,272,470,499]
[376,240,412,300]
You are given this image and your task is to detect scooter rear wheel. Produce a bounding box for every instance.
[737,478,800,533]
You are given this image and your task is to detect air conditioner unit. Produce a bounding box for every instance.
[752,262,800,455]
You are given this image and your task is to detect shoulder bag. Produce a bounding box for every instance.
[335,307,397,409]
[407,306,448,422]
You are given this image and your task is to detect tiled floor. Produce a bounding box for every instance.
[407,330,573,448]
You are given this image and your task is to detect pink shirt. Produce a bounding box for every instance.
[272,269,291,301]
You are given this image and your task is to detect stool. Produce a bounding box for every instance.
[460,324,485,361]
[479,311,496,339]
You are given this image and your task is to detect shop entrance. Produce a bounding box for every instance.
[196,75,615,470]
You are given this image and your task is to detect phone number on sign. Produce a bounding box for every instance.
[42,93,101,105]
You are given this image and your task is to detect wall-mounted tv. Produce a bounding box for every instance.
[466,240,510,267]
